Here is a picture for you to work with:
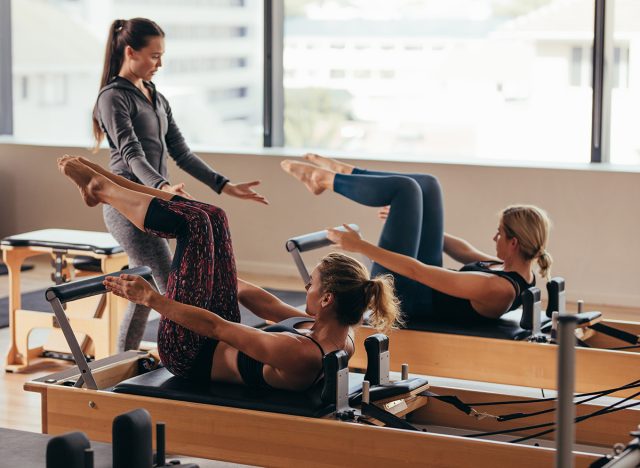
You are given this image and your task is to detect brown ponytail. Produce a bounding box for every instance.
[92,18,165,152]
[317,253,402,335]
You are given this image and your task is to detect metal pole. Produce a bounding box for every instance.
[556,313,578,468]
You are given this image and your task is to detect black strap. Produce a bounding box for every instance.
[590,323,639,345]
[420,379,640,426]
[360,402,420,431]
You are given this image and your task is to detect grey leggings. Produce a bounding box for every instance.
[104,204,172,351]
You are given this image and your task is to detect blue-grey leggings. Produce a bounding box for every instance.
[334,168,444,319]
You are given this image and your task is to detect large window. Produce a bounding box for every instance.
[283,0,595,163]
[10,0,263,147]
[2,0,637,166]
[610,0,638,164]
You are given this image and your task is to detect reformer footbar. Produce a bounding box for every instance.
[45,266,158,390]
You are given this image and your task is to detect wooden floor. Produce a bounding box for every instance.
[0,256,637,438]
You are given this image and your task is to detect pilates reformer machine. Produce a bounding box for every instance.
[286,226,640,398]
[24,267,640,467]
[1,229,128,371]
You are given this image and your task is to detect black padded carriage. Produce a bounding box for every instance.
[113,366,365,418]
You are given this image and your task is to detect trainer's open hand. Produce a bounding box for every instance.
[161,182,193,199]
[103,274,156,307]
[327,224,364,252]
[378,205,390,220]
[223,180,269,205]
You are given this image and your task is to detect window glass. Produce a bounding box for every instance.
[11,0,263,147]
[609,0,638,164]
[284,0,595,163]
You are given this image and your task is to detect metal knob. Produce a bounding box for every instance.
[362,380,370,404]
[401,363,409,380]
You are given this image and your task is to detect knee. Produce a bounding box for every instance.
[393,176,423,198]
[411,174,440,193]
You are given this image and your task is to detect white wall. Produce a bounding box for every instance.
[0,142,638,309]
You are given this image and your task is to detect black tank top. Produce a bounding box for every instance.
[236,317,325,391]
[431,261,535,323]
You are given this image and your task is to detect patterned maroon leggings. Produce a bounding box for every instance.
[143,197,240,380]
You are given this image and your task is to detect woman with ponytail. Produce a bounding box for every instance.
[281,154,552,322]
[93,18,267,352]
[59,155,401,388]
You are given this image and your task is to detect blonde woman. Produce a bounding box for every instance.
[282,154,552,323]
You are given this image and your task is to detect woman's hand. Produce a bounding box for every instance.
[327,224,364,252]
[103,274,157,307]
[378,205,390,220]
[223,180,269,205]
[161,182,193,199]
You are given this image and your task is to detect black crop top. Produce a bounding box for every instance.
[236,317,326,391]
[430,261,535,323]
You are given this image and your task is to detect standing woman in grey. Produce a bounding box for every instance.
[93,18,268,351]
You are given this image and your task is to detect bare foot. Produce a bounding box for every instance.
[57,157,103,207]
[303,153,355,175]
[280,160,332,195]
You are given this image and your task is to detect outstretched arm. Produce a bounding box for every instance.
[443,233,499,264]
[104,274,312,372]
[328,226,514,314]
[238,278,309,322]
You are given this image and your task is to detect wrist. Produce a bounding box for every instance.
[146,290,162,309]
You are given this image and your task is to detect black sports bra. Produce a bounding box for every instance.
[236,317,325,391]
[431,261,535,323]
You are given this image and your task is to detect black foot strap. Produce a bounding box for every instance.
[360,402,420,431]
[590,322,639,345]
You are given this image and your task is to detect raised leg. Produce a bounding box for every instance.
[58,157,153,232]
[61,155,173,202]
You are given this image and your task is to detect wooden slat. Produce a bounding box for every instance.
[353,326,640,398]
[43,385,599,468]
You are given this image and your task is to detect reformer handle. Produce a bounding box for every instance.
[45,266,155,304]
[520,287,542,332]
[364,334,390,386]
[546,277,566,318]
[286,224,360,253]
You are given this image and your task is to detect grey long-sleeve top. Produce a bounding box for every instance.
[94,76,229,192]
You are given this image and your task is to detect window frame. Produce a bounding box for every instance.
[0,0,13,136]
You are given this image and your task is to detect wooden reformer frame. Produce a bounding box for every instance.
[24,345,639,467]
[24,268,640,467]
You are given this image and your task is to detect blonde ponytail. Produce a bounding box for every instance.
[500,205,553,279]
[365,275,402,335]
[537,250,553,280]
